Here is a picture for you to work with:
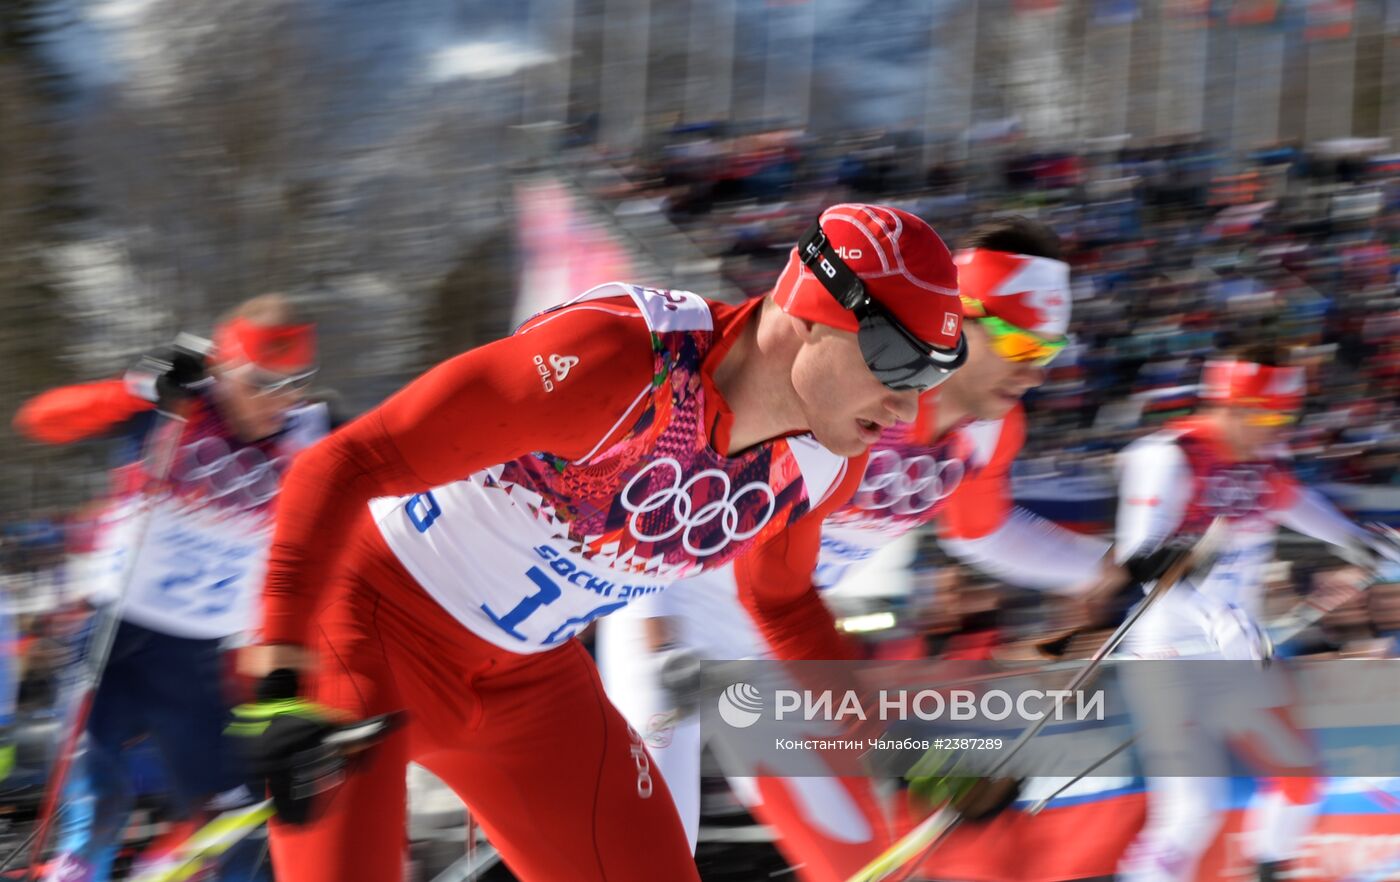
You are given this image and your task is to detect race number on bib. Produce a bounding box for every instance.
[375,489,674,653]
[112,502,267,639]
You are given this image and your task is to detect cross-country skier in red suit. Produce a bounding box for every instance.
[233,204,969,882]
[597,216,1129,882]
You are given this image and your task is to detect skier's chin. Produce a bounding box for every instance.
[972,390,1021,420]
[810,421,869,458]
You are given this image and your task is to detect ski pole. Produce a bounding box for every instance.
[17,336,217,878]
[1024,736,1138,815]
[1029,559,1397,816]
[128,711,403,882]
[850,517,1229,882]
[20,406,191,879]
[128,800,276,882]
[1000,527,1396,834]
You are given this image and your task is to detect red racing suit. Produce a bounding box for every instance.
[598,396,1111,882]
[826,399,1109,589]
[257,284,867,882]
[751,400,1111,882]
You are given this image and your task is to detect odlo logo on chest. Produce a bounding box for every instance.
[533,353,578,393]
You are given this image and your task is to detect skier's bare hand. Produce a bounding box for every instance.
[239,643,315,679]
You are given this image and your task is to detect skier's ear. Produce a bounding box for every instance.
[789,313,819,343]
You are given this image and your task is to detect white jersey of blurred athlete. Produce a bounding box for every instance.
[1116,414,1365,657]
[74,401,329,640]
[1114,415,1368,882]
[598,400,1109,875]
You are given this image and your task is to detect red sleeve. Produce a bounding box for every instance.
[13,379,155,445]
[1268,460,1300,512]
[940,405,1024,541]
[733,453,867,662]
[260,300,656,646]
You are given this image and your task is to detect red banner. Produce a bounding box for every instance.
[513,178,635,326]
[1229,0,1280,25]
[1305,0,1354,40]
[924,795,1146,881]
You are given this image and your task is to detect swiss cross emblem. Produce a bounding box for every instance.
[942,312,959,336]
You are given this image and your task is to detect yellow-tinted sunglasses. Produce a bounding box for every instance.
[976,315,1067,367]
[1242,410,1298,427]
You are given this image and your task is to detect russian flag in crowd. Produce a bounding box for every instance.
[922,777,1400,882]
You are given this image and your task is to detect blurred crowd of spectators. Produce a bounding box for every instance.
[581,126,1400,487]
[573,125,1400,659]
[894,547,1400,666]
[0,516,64,581]
[5,126,1399,688]
[0,514,82,714]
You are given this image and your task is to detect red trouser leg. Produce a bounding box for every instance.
[267,531,698,882]
[418,638,698,882]
[745,774,892,882]
[266,578,411,882]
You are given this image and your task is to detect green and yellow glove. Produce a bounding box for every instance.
[906,746,1021,822]
[228,669,399,825]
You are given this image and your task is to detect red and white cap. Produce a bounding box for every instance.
[954,248,1072,338]
[775,204,963,351]
[1199,358,1306,411]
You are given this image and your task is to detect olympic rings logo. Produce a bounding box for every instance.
[1202,468,1270,517]
[620,458,776,557]
[172,437,283,512]
[853,450,965,516]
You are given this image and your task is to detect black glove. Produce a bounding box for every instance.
[906,746,1022,822]
[128,339,213,412]
[1123,544,1191,585]
[227,669,400,825]
[951,777,1023,821]
[907,773,1023,822]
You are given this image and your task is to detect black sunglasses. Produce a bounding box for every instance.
[797,222,967,392]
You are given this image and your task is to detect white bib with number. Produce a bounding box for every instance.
[97,497,270,639]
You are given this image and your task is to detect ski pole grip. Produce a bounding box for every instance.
[256,668,301,702]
